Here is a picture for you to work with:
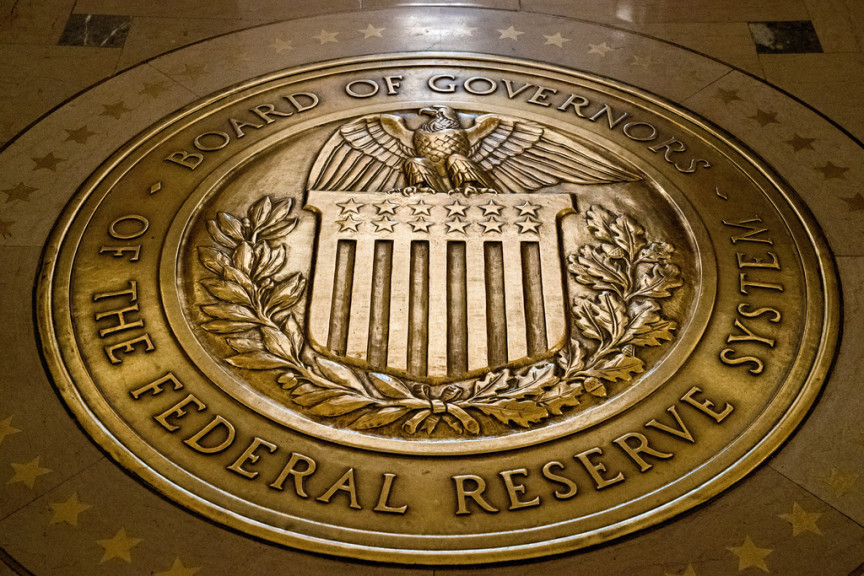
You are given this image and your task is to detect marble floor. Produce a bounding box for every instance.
[0,1,863,575]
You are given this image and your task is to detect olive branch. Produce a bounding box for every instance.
[197,199,682,436]
[556,205,682,398]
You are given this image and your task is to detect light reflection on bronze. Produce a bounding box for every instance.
[36,55,838,564]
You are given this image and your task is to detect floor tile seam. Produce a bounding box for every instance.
[123,14,271,24]
[73,4,366,19]
[112,24,133,75]
[469,9,864,150]
[2,7,863,162]
[759,49,864,56]
[0,452,104,524]
[0,43,124,53]
[677,68,734,107]
[0,547,34,576]
[808,0,864,55]
[54,0,77,48]
[516,8,812,26]
[801,0,815,29]
[768,461,864,531]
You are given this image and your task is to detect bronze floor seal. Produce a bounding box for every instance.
[37,54,839,564]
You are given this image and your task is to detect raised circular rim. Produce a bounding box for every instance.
[35,52,840,564]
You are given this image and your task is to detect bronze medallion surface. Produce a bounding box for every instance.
[36,54,838,564]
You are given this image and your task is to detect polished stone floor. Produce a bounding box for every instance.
[1,1,863,575]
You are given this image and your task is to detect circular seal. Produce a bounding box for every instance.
[37,54,838,563]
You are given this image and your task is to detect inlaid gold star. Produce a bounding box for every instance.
[409,199,431,215]
[665,564,698,576]
[155,557,201,576]
[727,535,772,572]
[630,55,655,70]
[445,218,469,234]
[587,41,616,56]
[0,416,21,445]
[270,38,293,53]
[824,467,858,496]
[337,214,361,232]
[454,24,477,37]
[64,125,97,144]
[374,199,400,214]
[785,133,816,152]
[97,528,142,563]
[49,493,92,526]
[31,152,65,171]
[0,218,13,238]
[139,81,168,98]
[7,456,51,489]
[1,182,37,203]
[780,501,822,536]
[516,217,541,234]
[815,161,849,180]
[749,108,779,127]
[178,63,207,80]
[497,26,523,41]
[408,217,432,232]
[101,101,132,119]
[313,30,339,44]
[715,88,742,104]
[372,216,397,232]
[358,24,384,39]
[224,52,251,66]
[841,193,864,211]
[336,198,364,214]
[444,200,468,217]
[544,33,570,47]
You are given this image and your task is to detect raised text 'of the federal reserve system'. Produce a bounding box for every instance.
[37,55,838,564]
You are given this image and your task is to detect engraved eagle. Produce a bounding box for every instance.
[308,105,641,194]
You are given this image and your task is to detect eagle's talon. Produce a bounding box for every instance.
[393,185,437,196]
[450,185,499,195]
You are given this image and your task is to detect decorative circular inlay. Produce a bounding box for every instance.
[37,54,839,563]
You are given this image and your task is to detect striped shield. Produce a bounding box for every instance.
[304,191,573,382]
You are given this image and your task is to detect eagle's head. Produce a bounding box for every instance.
[419,105,461,132]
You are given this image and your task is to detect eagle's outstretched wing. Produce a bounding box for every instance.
[466,115,641,193]
[308,114,415,191]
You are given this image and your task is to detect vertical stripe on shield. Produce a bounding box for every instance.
[521,241,547,356]
[407,241,429,377]
[327,239,355,355]
[447,241,468,376]
[484,241,507,368]
[367,240,393,369]
[321,231,561,378]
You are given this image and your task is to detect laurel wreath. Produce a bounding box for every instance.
[197,196,682,436]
